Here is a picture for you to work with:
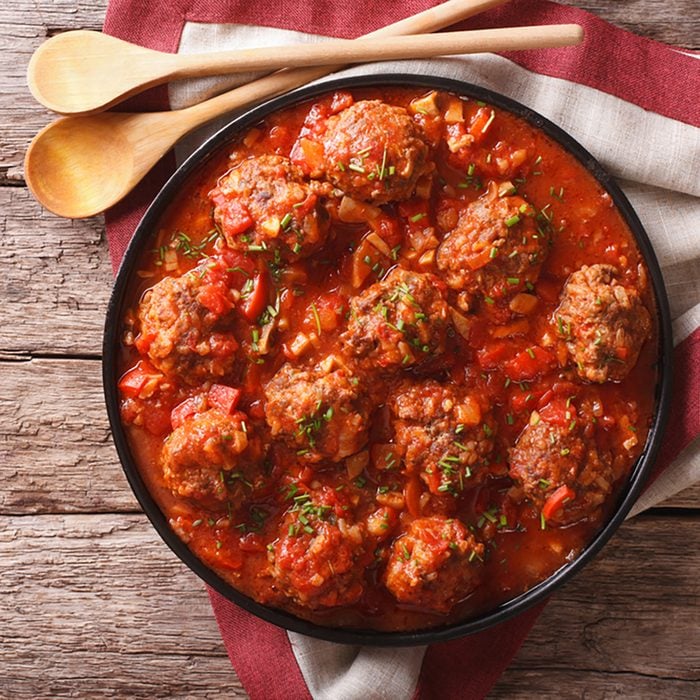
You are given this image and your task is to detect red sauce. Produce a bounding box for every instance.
[116,88,657,631]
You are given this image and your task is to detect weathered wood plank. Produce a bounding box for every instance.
[0,513,245,699]
[0,188,110,357]
[0,357,135,514]
[0,514,696,699]
[0,1,696,182]
[0,1,107,181]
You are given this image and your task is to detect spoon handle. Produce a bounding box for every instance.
[175,25,583,79]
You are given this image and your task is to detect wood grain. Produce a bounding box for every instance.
[0,357,137,514]
[1,1,698,699]
[0,514,245,699]
[0,189,110,357]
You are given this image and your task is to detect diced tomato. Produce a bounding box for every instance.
[469,106,495,139]
[551,381,579,397]
[330,91,354,114]
[197,283,232,315]
[477,341,511,370]
[542,485,576,520]
[371,215,402,248]
[312,293,346,332]
[291,138,325,174]
[170,397,199,430]
[133,331,155,354]
[539,396,576,427]
[118,360,162,399]
[208,332,239,358]
[510,390,537,413]
[398,199,432,228]
[143,406,172,436]
[212,197,253,237]
[239,532,266,553]
[219,250,256,285]
[504,346,556,381]
[208,384,241,414]
[240,271,270,322]
[371,443,400,471]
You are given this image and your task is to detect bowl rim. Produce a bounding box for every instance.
[103,73,673,646]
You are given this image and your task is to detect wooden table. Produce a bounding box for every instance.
[2,2,698,697]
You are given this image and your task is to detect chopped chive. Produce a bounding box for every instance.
[505,215,520,227]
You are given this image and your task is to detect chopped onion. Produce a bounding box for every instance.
[338,195,381,223]
[345,450,369,479]
[509,293,538,315]
[365,231,392,257]
[449,306,472,340]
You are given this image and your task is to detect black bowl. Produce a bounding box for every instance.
[103,74,672,646]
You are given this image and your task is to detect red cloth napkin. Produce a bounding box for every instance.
[102,1,700,697]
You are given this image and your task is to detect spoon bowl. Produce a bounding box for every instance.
[24,112,185,218]
[27,31,175,116]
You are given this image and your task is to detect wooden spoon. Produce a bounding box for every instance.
[29,24,583,116]
[24,3,581,218]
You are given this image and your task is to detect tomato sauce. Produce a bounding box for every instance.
[116,87,658,631]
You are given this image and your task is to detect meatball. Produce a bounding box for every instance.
[209,155,332,259]
[389,380,496,496]
[268,487,368,609]
[341,268,449,372]
[436,187,548,310]
[263,359,370,462]
[384,517,484,613]
[161,409,249,504]
[555,264,652,383]
[509,414,614,525]
[137,266,238,383]
[321,101,432,204]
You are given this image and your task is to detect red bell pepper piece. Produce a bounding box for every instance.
[240,271,270,322]
[542,485,576,520]
[209,384,241,415]
[170,397,199,430]
[504,346,555,381]
[117,360,162,399]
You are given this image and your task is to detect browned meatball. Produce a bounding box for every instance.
[209,155,332,259]
[321,101,432,204]
[436,187,548,310]
[555,264,652,383]
[267,486,368,609]
[137,266,238,384]
[341,268,449,372]
[263,359,370,462]
[384,517,484,613]
[161,409,249,504]
[389,380,495,496]
[509,413,614,525]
